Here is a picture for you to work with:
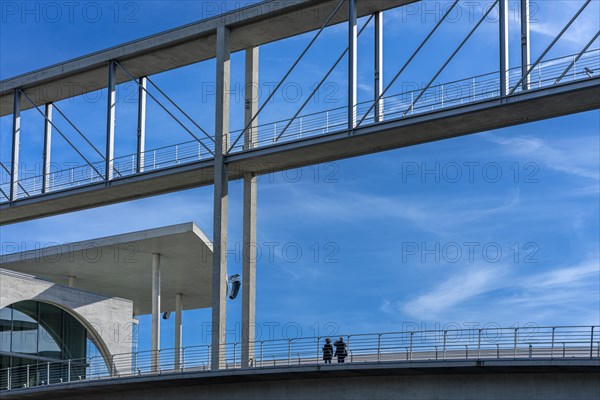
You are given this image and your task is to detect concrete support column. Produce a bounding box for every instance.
[520,0,531,91]
[151,253,161,371]
[374,11,384,122]
[348,0,357,130]
[241,46,259,369]
[499,0,510,96]
[174,293,183,370]
[137,77,147,173]
[10,89,21,202]
[106,61,116,181]
[42,103,52,193]
[211,25,231,371]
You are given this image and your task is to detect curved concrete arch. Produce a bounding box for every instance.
[0,270,134,373]
[2,299,114,372]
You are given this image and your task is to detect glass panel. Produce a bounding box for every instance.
[0,307,12,353]
[37,303,63,360]
[11,302,38,356]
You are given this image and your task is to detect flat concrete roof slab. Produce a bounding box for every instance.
[0,222,213,316]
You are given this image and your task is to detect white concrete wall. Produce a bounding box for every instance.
[0,269,134,372]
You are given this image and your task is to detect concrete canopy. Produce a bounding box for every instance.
[0,223,213,316]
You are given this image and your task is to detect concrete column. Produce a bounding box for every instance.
[42,103,52,193]
[374,11,384,122]
[10,89,21,202]
[211,25,230,371]
[520,0,531,91]
[348,0,357,129]
[106,61,116,181]
[174,293,183,370]
[499,0,510,96]
[151,253,161,371]
[241,45,259,369]
[137,77,147,173]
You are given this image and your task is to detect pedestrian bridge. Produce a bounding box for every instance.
[1,325,598,399]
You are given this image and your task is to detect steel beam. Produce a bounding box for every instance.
[174,293,183,370]
[520,0,531,91]
[10,89,21,202]
[348,0,357,129]
[137,77,147,173]
[242,46,259,369]
[106,61,116,181]
[374,11,384,122]
[499,0,510,96]
[212,25,231,371]
[42,103,53,193]
[151,253,161,372]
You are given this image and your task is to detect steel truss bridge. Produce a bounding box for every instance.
[1,0,599,372]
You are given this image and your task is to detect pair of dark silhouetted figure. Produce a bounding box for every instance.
[322,337,347,364]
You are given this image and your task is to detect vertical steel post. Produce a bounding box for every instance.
[151,253,161,372]
[374,11,384,122]
[174,293,183,370]
[590,326,595,359]
[10,89,21,202]
[499,0,510,96]
[514,328,518,358]
[106,60,116,181]
[137,77,147,173]
[42,103,52,193]
[212,25,231,371]
[348,0,357,130]
[551,327,555,358]
[242,46,259,369]
[520,0,531,91]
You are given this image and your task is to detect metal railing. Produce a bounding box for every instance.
[1,49,598,204]
[1,325,598,392]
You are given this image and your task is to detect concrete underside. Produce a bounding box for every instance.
[2,360,599,400]
[2,78,598,225]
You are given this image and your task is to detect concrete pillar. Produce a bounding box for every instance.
[137,77,147,173]
[520,0,531,91]
[348,0,357,129]
[151,253,161,371]
[211,25,230,371]
[374,12,384,123]
[499,0,510,96]
[106,61,116,181]
[242,46,258,369]
[42,103,52,193]
[10,89,21,202]
[174,293,183,370]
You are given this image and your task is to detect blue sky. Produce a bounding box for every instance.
[0,1,599,352]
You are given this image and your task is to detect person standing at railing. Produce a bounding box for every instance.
[334,337,348,363]
[322,338,333,364]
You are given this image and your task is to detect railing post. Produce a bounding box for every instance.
[233,342,237,367]
[477,329,482,359]
[89,357,93,381]
[551,327,556,358]
[47,362,50,385]
[181,347,186,371]
[68,359,71,382]
[260,341,264,367]
[514,328,518,358]
[409,332,414,360]
[529,344,533,358]
[7,367,10,390]
[26,364,30,388]
[590,326,595,359]
[443,330,447,360]
[377,333,382,362]
[317,336,321,365]
[288,339,292,366]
